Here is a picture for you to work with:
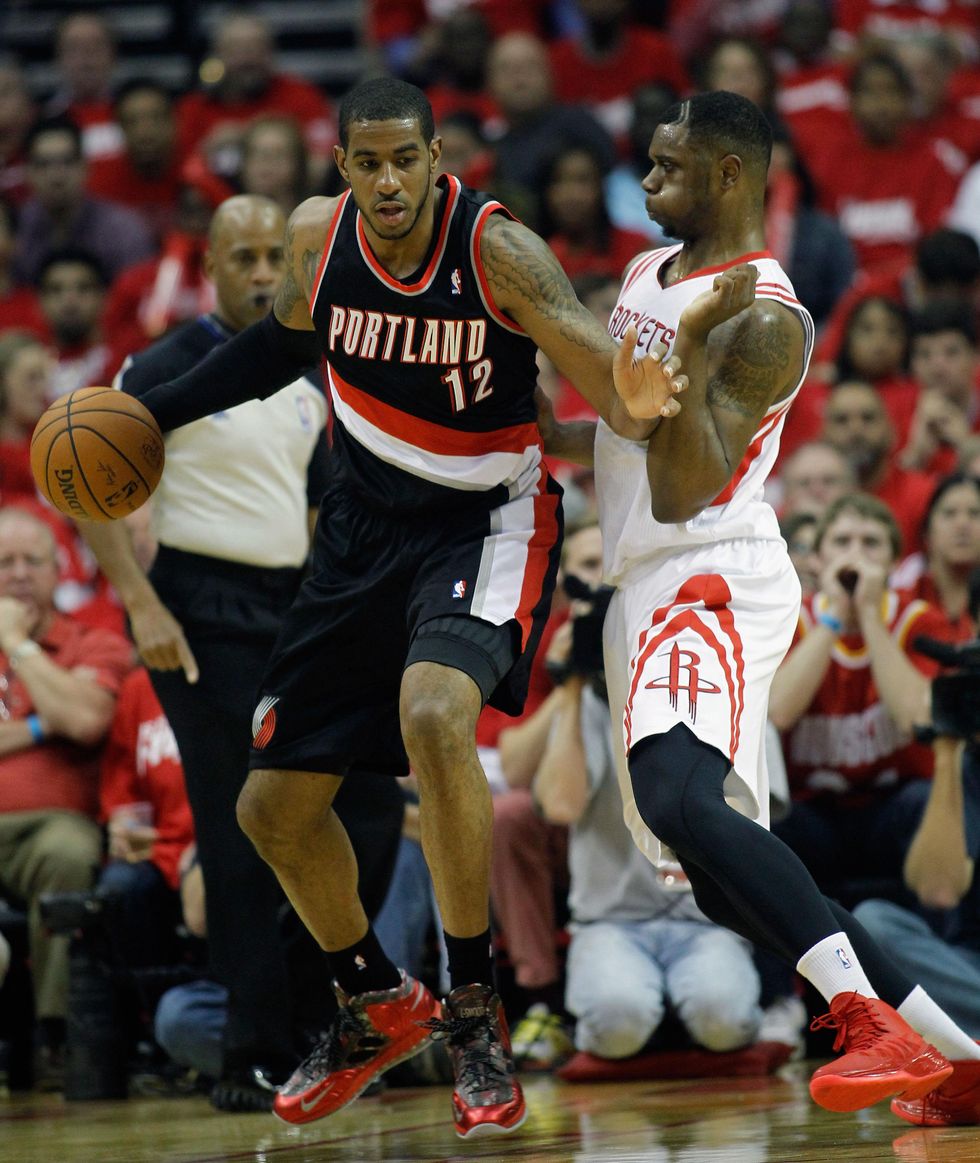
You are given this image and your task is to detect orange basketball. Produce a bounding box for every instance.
[30,387,165,522]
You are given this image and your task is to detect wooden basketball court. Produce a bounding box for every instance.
[3,1063,979,1163]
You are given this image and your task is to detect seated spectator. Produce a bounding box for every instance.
[831,0,979,71]
[772,0,849,137]
[410,8,500,130]
[176,12,336,190]
[891,30,980,163]
[483,32,616,216]
[100,182,217,370]
[86,80,185,243]
[780,510,821,598]
[47,11,123,165]
[802,53,964,278]
[698,34,784,132]
[13,116,156,287]
[821,379,936,553]
[0,200,47,337]
[0,332,54,504]
[960,434,980,478]
[547,1,688,144]
[36,249,113,398]
[433,111,496,193]
[238,116,310,217]
[769,493,942,895]
[0,56,36,206]
[537,143,648,283]
[98,667,194,971]
[901,301,980,476]
[604,83,677,245]
[775,439,856,519]
[892,474,980,639]
[0,507,132,1087]
[530,539,762,1062]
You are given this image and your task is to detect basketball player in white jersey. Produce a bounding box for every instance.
[599,91,980,1124]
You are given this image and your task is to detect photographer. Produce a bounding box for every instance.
[500,521,763,1064]
[852,577,980,1126]
[769,493,946,893]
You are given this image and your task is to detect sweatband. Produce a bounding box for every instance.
[26,714,45,744]
[136,313,322,433]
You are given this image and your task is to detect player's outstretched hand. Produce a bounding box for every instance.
[130,598,200,684]
[613,327,688,422]
[679,263,759,341]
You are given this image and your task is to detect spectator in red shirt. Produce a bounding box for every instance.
[901,301,980,477]
[803,52,964,277]
[0,331,54,504]
[0,506,133,1081]
[769,493,940,892]
[237,116,310,218]
[547,0,689,144]
[0,200,47,337]
[47,11,123,165]
[176,13,335,190]
[0,57,36,206]
[538,143,649,283]
[892,31,980,163]
[36,249,112,399]
[773,0,850,134]
[822,379,938,555]
[87,80,184,243]
[831,0,979,66]
[98,666,194,969]
[409,8,501,131]
[698,35,782,130]
[776,439,857,520]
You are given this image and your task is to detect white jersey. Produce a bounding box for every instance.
[596,246,814,586]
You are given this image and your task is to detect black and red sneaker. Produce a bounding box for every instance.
[273,972,439,1126]
[425,983,527,1139]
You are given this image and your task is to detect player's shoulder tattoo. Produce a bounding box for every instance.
[276,198,333,321]
[707,304,801,419]
[479,214,613,353]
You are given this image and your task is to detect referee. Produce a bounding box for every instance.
[82,195,403,1110]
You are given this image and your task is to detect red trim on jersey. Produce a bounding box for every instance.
[621,248,665,294]
[329,367,540,456]
[471,203,527,335]
[355,175,460,295]
[708,403,789,507]
[660,249,774,288]
[513,471,561,647]
[310,191,350,313]
[755,281,803,307]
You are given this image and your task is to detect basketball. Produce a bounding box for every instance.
[30,386,165,522]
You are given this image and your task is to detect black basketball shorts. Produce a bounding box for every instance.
[248,478,562,777]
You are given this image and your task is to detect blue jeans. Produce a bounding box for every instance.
[853,898,980,1040]
[154,979,227,1079]
[565,918,762,1058]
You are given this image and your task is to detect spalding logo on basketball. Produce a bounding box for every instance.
[30,386,165,522]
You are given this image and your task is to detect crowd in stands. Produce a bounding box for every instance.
[1,0,980,1104]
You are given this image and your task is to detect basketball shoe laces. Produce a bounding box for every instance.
[810,999,893,1055]
[299,1004,387,1081]
[423,1010,510,1094]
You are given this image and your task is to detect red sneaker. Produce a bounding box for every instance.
[891,1057,980,1126]
[809,993,952,1113]
[273,972,439,1125]
[424,983,527,1139]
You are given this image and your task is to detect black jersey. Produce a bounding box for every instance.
[310,174,543,513]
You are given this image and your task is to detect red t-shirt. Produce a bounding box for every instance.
[175,74,336,160]
[782,590,944,804]
[547,228,650,283]
[0,286,49,338]
[0,614,133,818]
[99,668,194,890]
[832,0,979,58]
[86,154,184,242]
[873,460,938,556]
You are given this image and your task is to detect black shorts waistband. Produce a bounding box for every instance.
[154,544,304,596]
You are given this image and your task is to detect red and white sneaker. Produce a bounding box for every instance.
[891,1057,980,1126]
[273,972,439,1125]
[809,992,952,1113]
[424,983,527,1139]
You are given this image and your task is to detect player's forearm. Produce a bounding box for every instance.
[137,313,320,433]
[904,738,973,908]
[78,521,157,612]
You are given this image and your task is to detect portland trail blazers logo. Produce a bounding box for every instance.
[252,695,280,749]
[646,643,720,724]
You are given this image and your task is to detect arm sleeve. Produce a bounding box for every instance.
[133,313,323,433]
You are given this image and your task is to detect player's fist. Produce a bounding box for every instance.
[679,263,758,341]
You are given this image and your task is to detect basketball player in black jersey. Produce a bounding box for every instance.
[129,77,687,1139]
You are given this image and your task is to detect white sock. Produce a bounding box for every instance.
[796,933,877,1004]
[898,986,980,1061]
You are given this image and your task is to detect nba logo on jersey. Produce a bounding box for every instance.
[835,947,852,970]
[450,267,463,295]
[452,579,467,599]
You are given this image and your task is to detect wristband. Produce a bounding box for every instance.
[25,714,45,745]
[8,639,42,669]
[816,611,842,635]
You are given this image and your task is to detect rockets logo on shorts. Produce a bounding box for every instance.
[252,695,280,749]
[452,579,467,599]
[646,643,720,724]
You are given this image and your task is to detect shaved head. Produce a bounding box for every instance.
[208,194,284,248]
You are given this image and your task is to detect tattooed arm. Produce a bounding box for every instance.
[638,272,805,523]
[480,215,683,438]
[273,196,335,330]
